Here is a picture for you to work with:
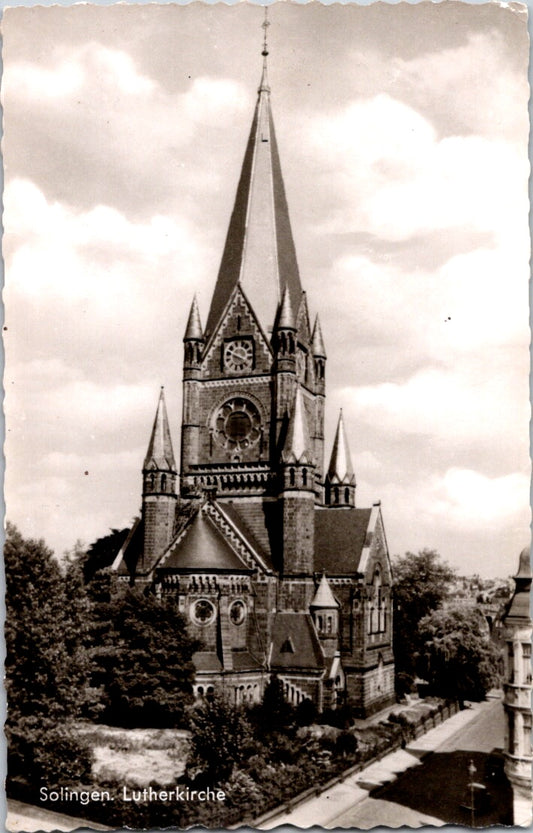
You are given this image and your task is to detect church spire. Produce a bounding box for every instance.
[184,295,203,341]
[325,410,355,508]
[144,387,176,472]
[282,386,313,464]
[205,13,302,339]
[327,410,354,483]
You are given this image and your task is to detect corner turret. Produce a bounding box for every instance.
[142,388,178,573]
[325,410,355,508]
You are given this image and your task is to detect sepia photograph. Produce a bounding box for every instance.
[2,1,531,830]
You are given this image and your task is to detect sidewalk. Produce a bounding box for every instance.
[6,799,111,833]
[258,699,495,829]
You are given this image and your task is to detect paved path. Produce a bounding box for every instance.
[259,699,501,829]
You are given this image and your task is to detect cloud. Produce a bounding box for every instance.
[2,43,251,216]
[340,364,528,453]
[304,93,528,245]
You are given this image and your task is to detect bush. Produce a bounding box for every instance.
[335,730,358,758]
[7,717,93,800]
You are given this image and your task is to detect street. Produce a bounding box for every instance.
[326,697,511,828]
[259,697,512,829]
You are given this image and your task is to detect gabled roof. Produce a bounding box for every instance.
[218,500,281,573]
[311,574,339,609]
[143,388,176,472]
[270,612,325,671]
[204,68,302,338]
[327,410,355,484]
[112,516,144,577]
[314,508,372,575]
[160,509,250,572]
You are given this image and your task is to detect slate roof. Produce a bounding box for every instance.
[311,573,339,609]
[314,508,371,575]
[270,612,325,671]
[143,387,176,472]
[184,295,203,341]
[161,510,249,572]
[219,500,281,572]
[114,517,144,576]
[193,651,223,673]
[282,386,313,463]
[204,73,302,338]
[231,651,265,672]
[504,546,532,623]
[327,410,355,483]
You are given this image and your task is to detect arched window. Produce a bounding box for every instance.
[302,468,308,486]
[161,473,167,492]
[149,473,155,490]
[344,487,350,504]
[290,468,295,486]
[334,487,339,504]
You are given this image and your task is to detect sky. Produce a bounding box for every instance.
[2,2,530,578]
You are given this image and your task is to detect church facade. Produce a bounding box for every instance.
[115,46,395,717]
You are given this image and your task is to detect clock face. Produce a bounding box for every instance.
[213,397,262,452]
[224,339,254,373]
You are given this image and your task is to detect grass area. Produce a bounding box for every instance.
[75,723,190,787]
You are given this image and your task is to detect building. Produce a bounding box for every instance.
[501,546,532,826]
[115,34,395,717]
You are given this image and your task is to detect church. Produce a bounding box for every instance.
[115,33,395,718]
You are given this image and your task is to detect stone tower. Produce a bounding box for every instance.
[502,546,532,826]
[142,387,177,573]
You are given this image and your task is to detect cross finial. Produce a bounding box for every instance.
[258,6,271,94]
[262,7,270,57]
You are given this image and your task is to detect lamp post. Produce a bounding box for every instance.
[468,759,477,828]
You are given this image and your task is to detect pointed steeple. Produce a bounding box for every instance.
[327,410,355,483]
[205,24,302,338]
[312,315,326,358]
[277,285,296,330]
[144,388,177,472]
[311,574,339,609]
[184,295,203,341]
[283,386,313,463]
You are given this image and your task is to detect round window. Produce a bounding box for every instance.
[192,599,216,625]
[229,600,246,626]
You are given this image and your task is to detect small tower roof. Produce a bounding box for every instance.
[184,295,203,341]
[311,315,326,358]
[143,388,177,472]
[283,387,313,463]
[311,574,339,609]
[504,546,532,624]
[277,285,296,330]
[516,546,532,579]
[327,410,355,483]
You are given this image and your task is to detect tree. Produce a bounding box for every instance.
[5,522,89,722]
[393,549,455,694]
[187,694,256,782]
[4,523,92,799]
[75,527,130,583]
[259,674,294,733]
[87,579,200,727]
[417,606,501,704]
